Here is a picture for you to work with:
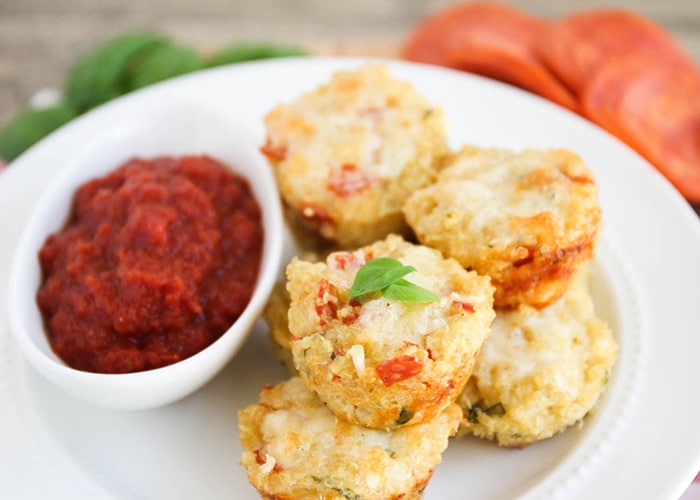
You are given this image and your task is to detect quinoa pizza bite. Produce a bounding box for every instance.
[286,234,495,430]
[261,65,449,250]
[403,145,602,309]
[458,266,617,447]
[238,377,462,500]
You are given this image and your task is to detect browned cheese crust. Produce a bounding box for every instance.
[286,234,494,430]
[457,266,617,446]
[403,145,601,309]
[261,65,449,250]
[238,377,462,499]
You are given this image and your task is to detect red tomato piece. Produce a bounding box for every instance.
[315,279,339,326]
[375,355,424,387]
[339,299,361,326]
[260,138,287,162]
[298,201,335,229]
[327,163,372,197]
[452,301,475,313]
[328,250,368,270]
[254,448,282,472]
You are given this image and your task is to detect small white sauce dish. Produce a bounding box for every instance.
[7,100,283,410]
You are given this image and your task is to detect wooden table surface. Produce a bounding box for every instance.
[2,0,700,127]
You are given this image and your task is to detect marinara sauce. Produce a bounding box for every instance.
[36,155,263,373]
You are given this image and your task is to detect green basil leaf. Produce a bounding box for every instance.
[348,257,439,303]
[0,102,77,162]
[127,42,203,90]
[64,33,168,112]
[204,42,307,67]
[382,279,439,303]
[348,257,414,298]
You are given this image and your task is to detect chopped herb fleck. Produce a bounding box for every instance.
[395,406,415,425]
[333,487,363,500]
[311,476,363,500]
[484,402,506,417]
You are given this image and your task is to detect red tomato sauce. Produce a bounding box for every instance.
[36,155,263,373]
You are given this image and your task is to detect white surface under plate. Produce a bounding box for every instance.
[2,57,700,500]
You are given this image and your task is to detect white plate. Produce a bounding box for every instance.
[2,57,700,500]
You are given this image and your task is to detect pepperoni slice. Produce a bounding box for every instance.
[403,2,578,111]
[582,59,700,202]
[536,9,698,96]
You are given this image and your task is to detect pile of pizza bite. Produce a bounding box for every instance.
[238,65,617,499]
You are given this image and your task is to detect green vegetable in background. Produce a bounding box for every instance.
[64,33,168,113]
[204,42,307,67]
[127,42,203,90]
[0,34,307,164]
[0,103,77,163]
[348,257,440,303]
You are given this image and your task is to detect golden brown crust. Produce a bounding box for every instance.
[286,234,494,430]
[490,223,597,308]
[403,146,601,308]
[457,267,617,446]
[238,378,461,499]
[262,65,449,250]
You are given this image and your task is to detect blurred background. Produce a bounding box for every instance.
[2,0,700,127]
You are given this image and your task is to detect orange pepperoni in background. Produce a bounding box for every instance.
[539,8,700,201]
[403,2,578,111]
[582,60,700,202]
[535,9,698,97]
[404,3,700,203]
